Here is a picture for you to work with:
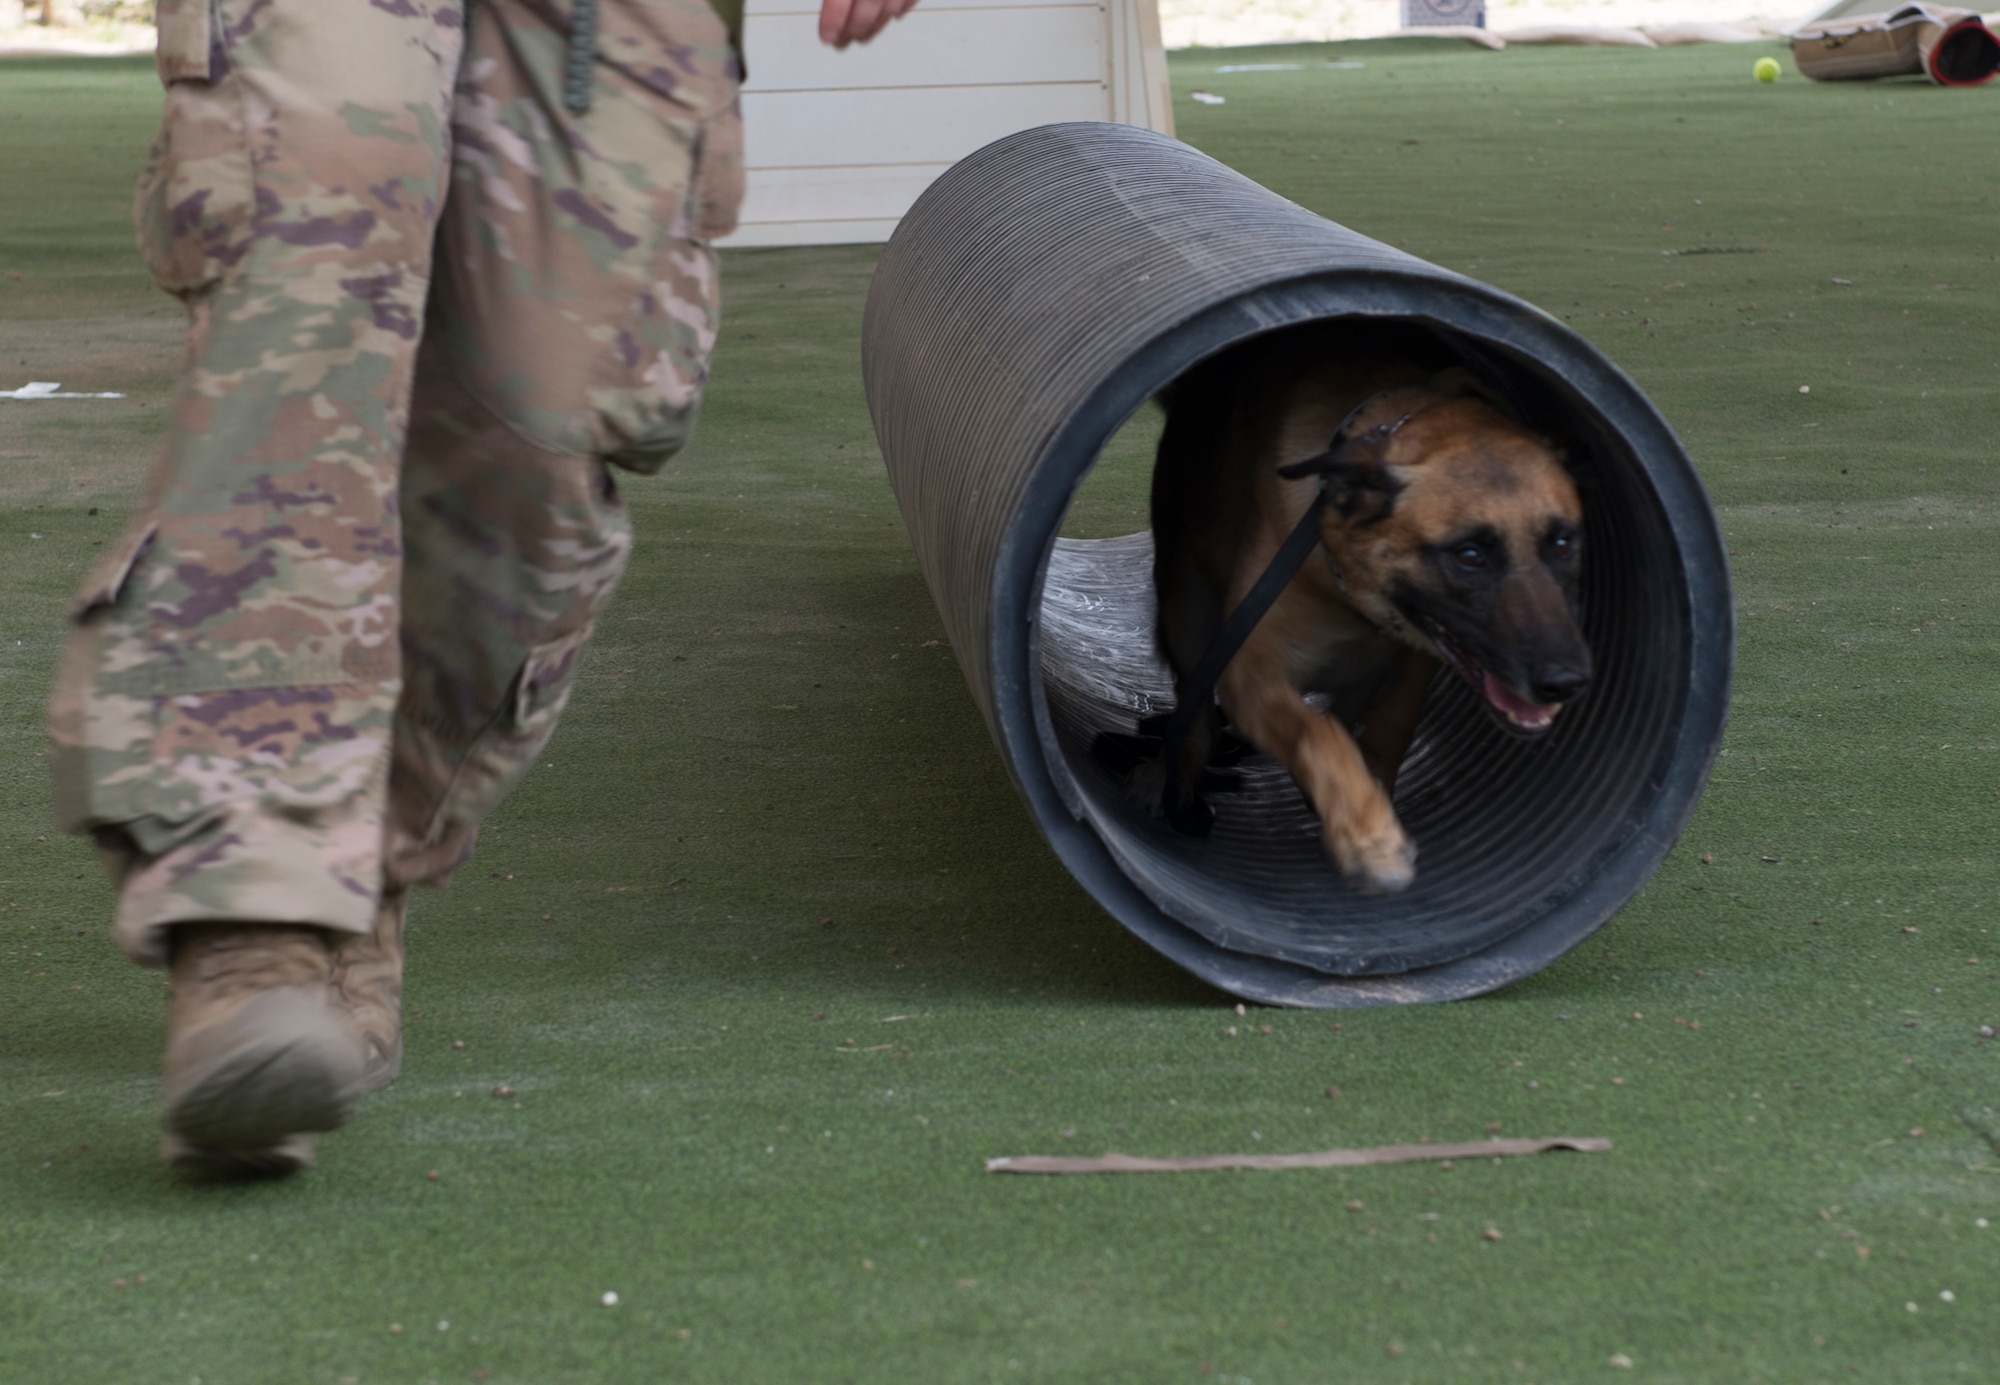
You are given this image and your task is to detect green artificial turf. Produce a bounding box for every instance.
[4,42,1999,1384]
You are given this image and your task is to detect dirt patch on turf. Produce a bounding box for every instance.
[0,308,179,509]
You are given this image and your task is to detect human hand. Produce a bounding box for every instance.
[818,0,920,49]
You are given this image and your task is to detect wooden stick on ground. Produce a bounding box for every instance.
[986,1136,1612,1175]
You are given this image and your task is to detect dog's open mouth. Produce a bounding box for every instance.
[1429,629,1562,734]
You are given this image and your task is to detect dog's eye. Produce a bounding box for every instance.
[1544,528,1580,562]
[1443,528,1502,574]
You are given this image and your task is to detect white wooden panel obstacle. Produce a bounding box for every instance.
[723,0,1174,247]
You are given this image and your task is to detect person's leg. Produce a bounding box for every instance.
[334,339,638,1095]
[47,0,464,1170]
[335,0,744,1091]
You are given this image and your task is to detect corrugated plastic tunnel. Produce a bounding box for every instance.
[860,123,1733,1008]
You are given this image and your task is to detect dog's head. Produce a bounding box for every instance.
[1280,385,1592,734]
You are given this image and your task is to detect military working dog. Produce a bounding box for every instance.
[1148,327,1593,893]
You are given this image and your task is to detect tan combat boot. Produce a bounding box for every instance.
[332,890,406,1092]
[162,923,364,1175]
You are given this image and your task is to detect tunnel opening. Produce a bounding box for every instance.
[1032,313,1690,978]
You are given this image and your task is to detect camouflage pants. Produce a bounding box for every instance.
[48,0,744,965]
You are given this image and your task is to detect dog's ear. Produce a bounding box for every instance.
[1539,426,1573,468]
[1536,426,1595,505]
[1278,446,1403,524]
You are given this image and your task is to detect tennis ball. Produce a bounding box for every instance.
[1754,56,1781,83]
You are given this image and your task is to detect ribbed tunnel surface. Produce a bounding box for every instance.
[862,123,1732,1007]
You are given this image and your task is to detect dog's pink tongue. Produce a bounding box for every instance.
[1481,671,1557,731]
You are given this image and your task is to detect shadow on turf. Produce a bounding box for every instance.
[487,549,1653,1016]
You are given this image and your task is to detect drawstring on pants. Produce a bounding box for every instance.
[565,0,598,113]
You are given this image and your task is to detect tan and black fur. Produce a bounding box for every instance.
[1150,328,1591,893]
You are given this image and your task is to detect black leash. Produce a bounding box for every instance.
[1154,403,1412,829]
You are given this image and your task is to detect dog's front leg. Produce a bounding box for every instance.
[1220,641,1417,893]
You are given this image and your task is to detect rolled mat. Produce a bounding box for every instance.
[861,123,1732,1007]
[1791,4,2000,85]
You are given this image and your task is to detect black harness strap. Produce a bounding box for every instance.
[1157,485,1330,776]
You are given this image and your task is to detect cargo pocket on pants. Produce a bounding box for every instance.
[689,97,745,243]
[49,519,158,834]
[510,624,592,747]
[435,622,597,844]
[134,1,254,301]
[431,0,738,475]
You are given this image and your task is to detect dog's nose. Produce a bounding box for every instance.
[1530,664,1590,704]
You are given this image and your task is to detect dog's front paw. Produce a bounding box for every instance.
[1327,819,1417,894]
